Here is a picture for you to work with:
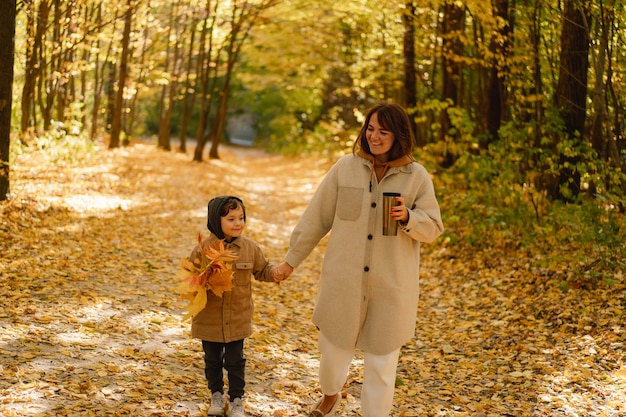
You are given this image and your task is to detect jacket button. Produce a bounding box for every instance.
[364,266,369,272]
[367,234,373,240]
[371,202,376,208]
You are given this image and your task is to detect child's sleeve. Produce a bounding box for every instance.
[251,242,277,283]
[187,245,203,266]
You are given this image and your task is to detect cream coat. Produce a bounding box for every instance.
[191,235,275,343]
[285,154,443,354]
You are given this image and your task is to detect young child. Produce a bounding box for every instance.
[187,195,281,417]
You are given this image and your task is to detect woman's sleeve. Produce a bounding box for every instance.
[284,162,340,268]
[400,165,444,243]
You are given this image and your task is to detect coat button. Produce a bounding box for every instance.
[364,266,370,272]
[367,234,373,240]
[371,202,376,208]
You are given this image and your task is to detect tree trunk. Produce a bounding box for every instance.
[193,0,218,162]
[605,6,625,182]
[402,0,418,145]
[589,0,612,159]
[158,0,185,151]
[0,0,16,200]
[551,0,591,201]
[90,3,106,140]
[179,14,200,153]
[207,0,278,159]
[110,0,133,149]
[56,0,77,125]
[21,0,50,133]
[207,17,242,160]
[531,1,544,148]
[126,21,150,145]
[207,84,230,159]
[40,0,61,131]
[157,2,177,151]
[484,0,510,147]
[437,0,466,166]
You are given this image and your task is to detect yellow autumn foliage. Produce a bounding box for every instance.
[176,236,239,319]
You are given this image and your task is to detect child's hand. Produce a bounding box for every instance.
[272,262,293,284]
[272,269,284,283]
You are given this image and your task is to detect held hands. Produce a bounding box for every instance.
[390,196,409,223]
[272,261,294,284]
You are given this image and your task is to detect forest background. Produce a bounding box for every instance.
[3,0,626,300]
[0,0,625,415]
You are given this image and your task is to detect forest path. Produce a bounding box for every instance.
[1,140,624,416]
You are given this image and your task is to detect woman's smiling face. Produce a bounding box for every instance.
[365,112,395,162]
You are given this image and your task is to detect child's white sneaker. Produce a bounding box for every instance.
[208,391,226,416]
[227,397,246,417]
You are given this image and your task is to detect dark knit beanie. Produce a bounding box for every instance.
[207,196,246,239]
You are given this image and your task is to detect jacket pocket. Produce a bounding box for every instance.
[233,262,253,285]
[337,186,363,221]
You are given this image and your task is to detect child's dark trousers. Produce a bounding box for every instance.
[202,339,246,400]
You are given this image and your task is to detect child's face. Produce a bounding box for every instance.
[221,206,245,239]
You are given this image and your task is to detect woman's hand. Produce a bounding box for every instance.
[272,261,294,284]
[390,196,409,223]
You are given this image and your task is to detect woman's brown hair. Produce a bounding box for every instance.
[353,102,415,160]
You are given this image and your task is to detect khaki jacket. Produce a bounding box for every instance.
[285,154,443,354]
[191,235,275,342]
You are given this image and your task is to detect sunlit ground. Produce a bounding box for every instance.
[1,141,624,416]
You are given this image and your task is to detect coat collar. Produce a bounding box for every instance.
[207,234,242,247]
[356,150,414,191]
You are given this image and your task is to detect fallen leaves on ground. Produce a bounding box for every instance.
[1,140,624,416]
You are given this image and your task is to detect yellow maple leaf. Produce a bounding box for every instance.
[183,289,207,320]
[200,238,238,265]
[175,236,239,319]
[207,264,235,297]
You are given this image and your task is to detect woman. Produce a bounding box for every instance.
[274,102,443,416]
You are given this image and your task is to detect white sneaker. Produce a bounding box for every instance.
[208,391,226,416]
[227,397,246,417]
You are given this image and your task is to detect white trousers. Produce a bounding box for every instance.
[318,331,401,417]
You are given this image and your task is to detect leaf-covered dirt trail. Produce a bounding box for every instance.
[1,141,625,416]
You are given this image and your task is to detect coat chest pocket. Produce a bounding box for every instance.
[337,187,363,221]
[235,262,253,270]
[233,262,253,285]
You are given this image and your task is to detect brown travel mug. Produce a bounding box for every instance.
[382,192,401,236]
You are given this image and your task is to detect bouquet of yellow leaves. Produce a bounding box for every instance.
[176,234,239,320]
